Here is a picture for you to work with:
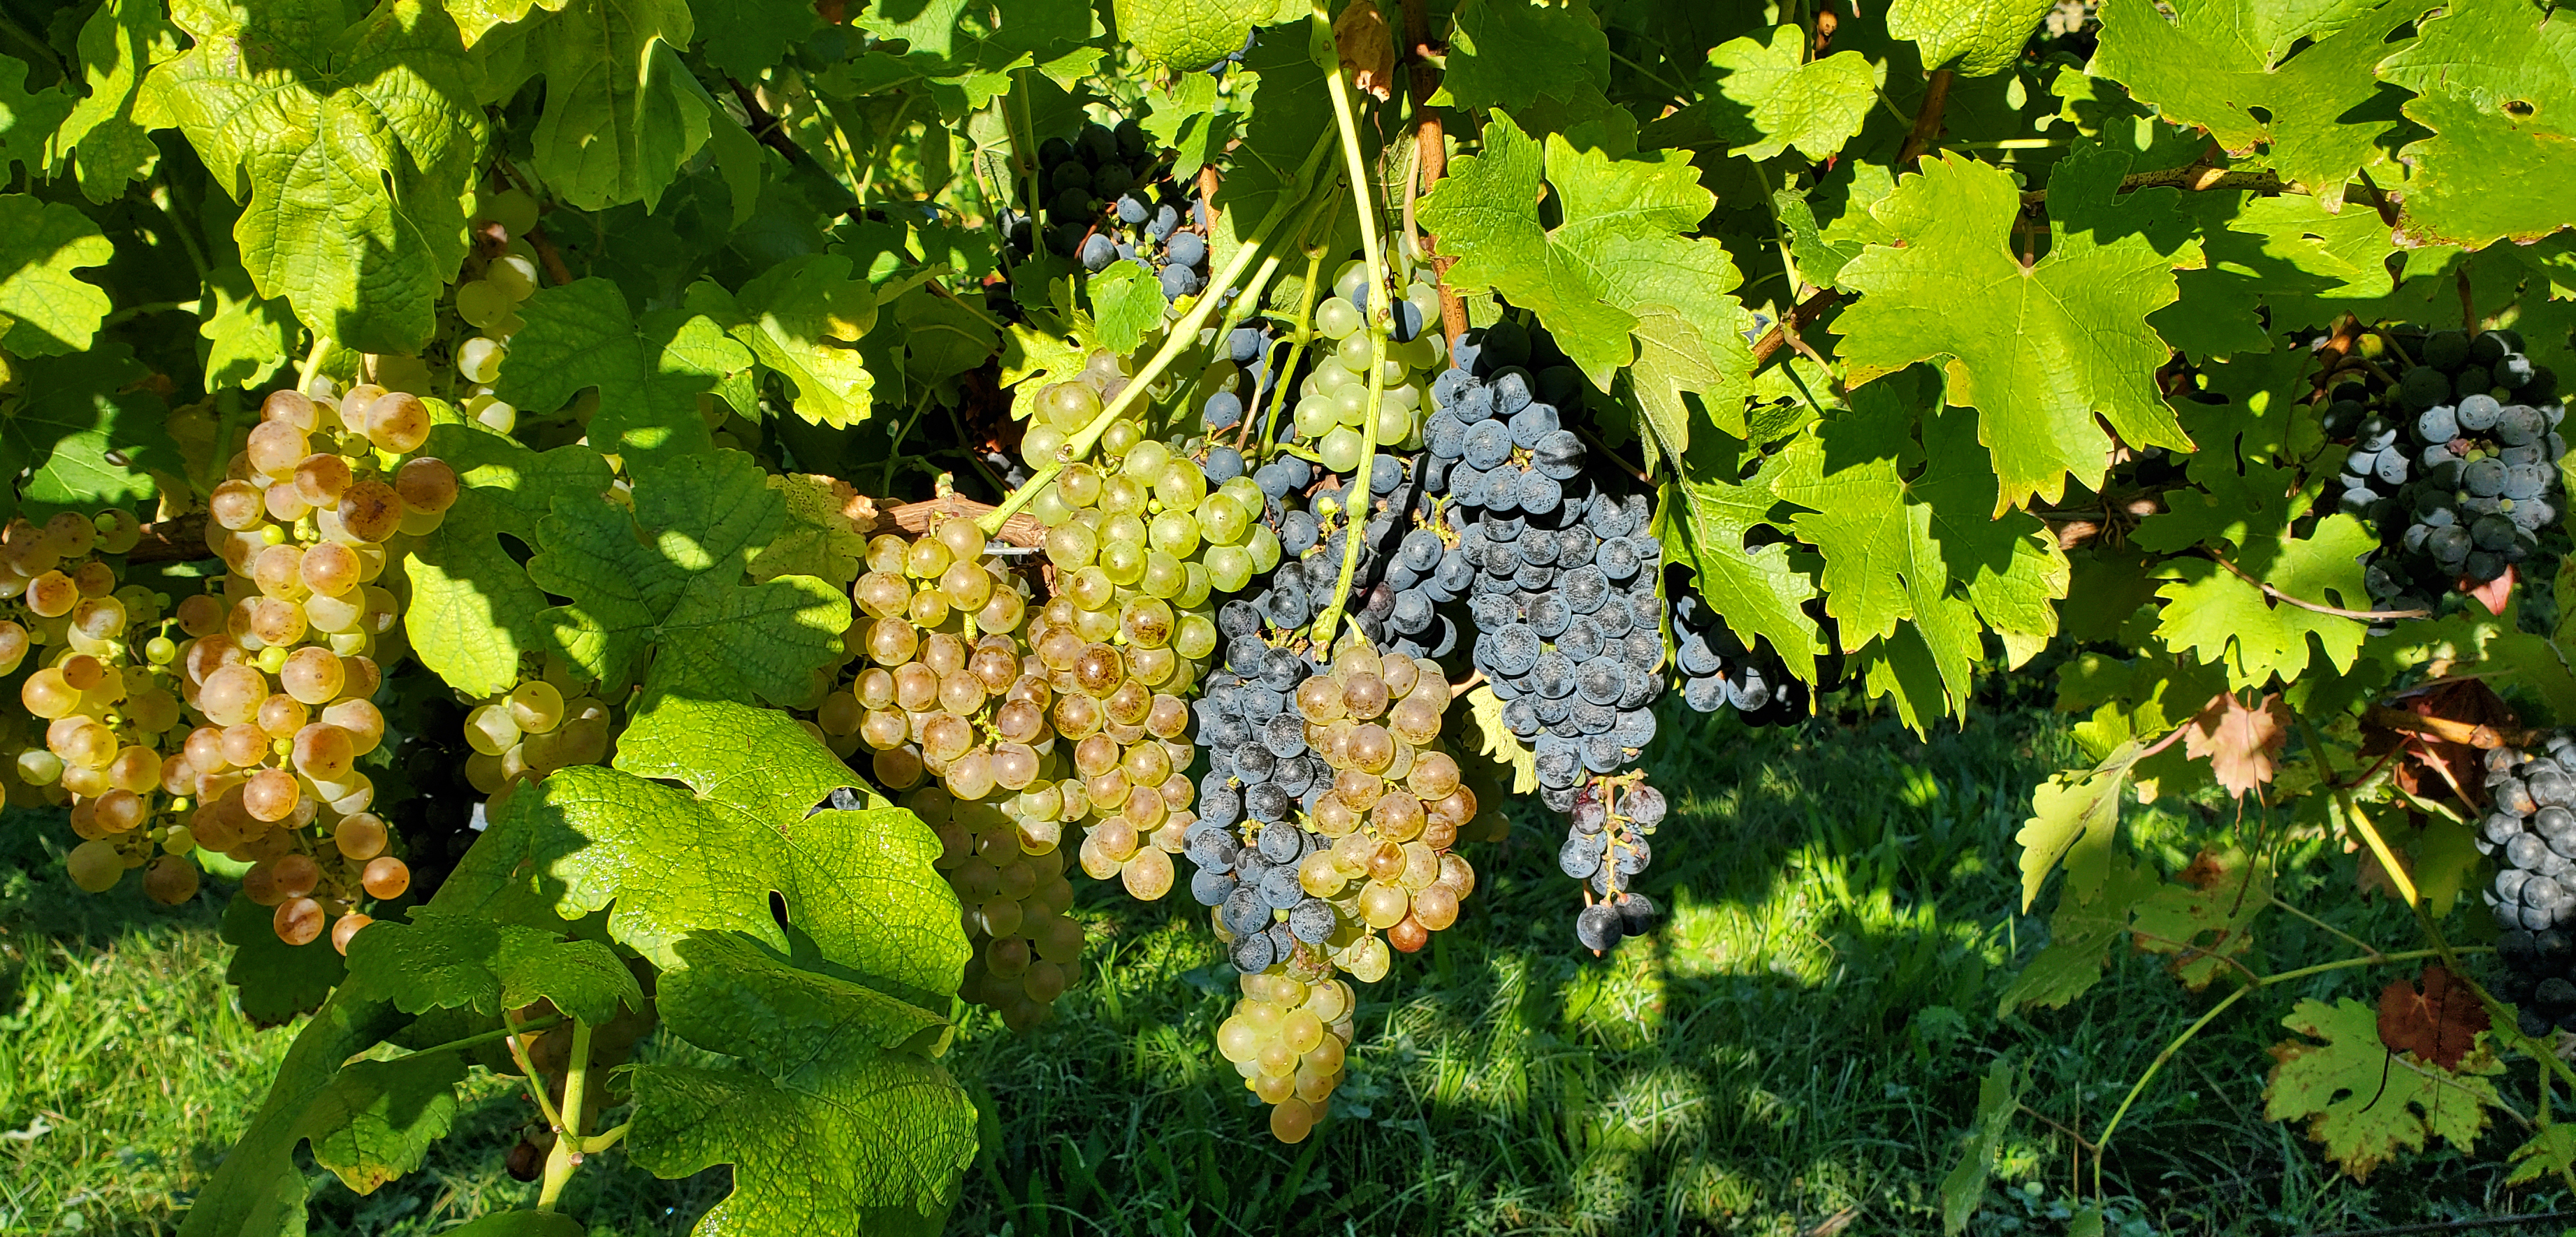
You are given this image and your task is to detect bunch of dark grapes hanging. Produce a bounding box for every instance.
[1562,779,1667,952]
[1006,117,1214,302]
[2319,326,2564,609]
[2480,735,2576,1035]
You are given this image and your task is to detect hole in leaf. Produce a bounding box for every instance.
[769,890,791,930]
[2248,105,2275,124]
[2505,99,2536,119]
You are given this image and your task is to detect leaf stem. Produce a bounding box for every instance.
[977,130,1338,535]
[502,1009,567,1134]
[881,383,940,494]
[1249,246,1329,456]
[535,1019,595,1212]
[297,333,333,393]
[362,1014,563,1066]
[1307,0,1394,649]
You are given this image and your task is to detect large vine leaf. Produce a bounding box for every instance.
[494,277,749,466]
[177,982,409,1237]
[527,0,710,211]
[481,695,968,1008]
[405,422,613,699]
[145,0,483,353]
[291,1054,466,1196]
[1703,26,1883,162]
[628,934,975,1235]
[1833,152,2197,513]
[1439,0,1611,117]
[1109,0,1272,70]
[1655,433,1823,683]
[1887,0,2058,75]
[344,909,643,1025]
[2265,997,2502,1180]
[683,254,882,428]
[54,0,173,202]
[3,345,182,521]
[1418,110,1756,454]
[528,449,848,704]
[2091,0,2413,209]
[2376,0,2576,247]
[2153,513,2375,691]
[0,194,115,357]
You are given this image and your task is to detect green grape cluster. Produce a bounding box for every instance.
[1213,969,1355,1143]
[459,658,616,806]
[12,379,456,951]
[912,783,1086,1032]
[446,187,547,435]
[1283,263,1447,473]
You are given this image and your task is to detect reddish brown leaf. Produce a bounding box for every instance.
[2378,964,2489,1070]
[2182,691,2289,798]
[2176,849,2229,890]
[2466,563,2516,616]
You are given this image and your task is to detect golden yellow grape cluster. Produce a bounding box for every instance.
[9,382,459,952]
[912,783,1086,1032]
[1214,969,1356,1143]
[459,660,616,808]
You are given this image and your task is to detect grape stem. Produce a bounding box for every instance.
[535,1018,595,1210]
[501,1008,568,1135]
[977,129,1339,535]
[1247,246,1330,455]
[1309,0,1395,648]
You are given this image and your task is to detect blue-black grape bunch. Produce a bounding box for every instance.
[1005,117,1214,301]
[2478,735,2576,1035]
[1672,586,1805,725]
[1562,780,1666,951]
[2320,327,2564,607]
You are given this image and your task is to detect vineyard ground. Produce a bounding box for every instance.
[0,704,2551,1236]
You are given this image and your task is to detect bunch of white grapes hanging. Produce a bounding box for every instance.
[1198,640,1478,983]
[446,187,547,435]
[1275,261,1446,473]
[1213,969,1358,1143]
[458,658,616,807]
[12,382,454,952]
[911,783,1086,1032]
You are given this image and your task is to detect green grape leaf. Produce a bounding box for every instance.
[2377,0,2576,247]
[749,474,867,590]
[479,696,968,1009]
[1770,388,2067,723]
[1144,71,1229,182]
[1703,27,1884,162]
[1886,0,2056,75]
[1418,111,1756,449]
[695,0,822,78]
[1998,855,2162,1013]
[435,1213,585,1237]
[0,55,73,183]
[1087,260,1168,355]
[147,0,483,354]
[630,934,973,1233]
[2167,192,2401,355]
[219,890,349,1029]
[1657,434,1822,683]
[446,0,574,45]
[0,194,115,357]
[2130,850,2269,988]
[2013,739,2156,913]
[2264,997,2501,1181]
[176,983,410,1237]
[1440,0,1610,116]
[1111,0,1272,70]
[199,265,298,391]
[1940,1058,2027,1232]
[2153,514,2375,690]
[1833,152,2197,513]
[527,0,709,211]
[344,909,644,1025]
[894,287,1003,386]
[407,423,613,699]
[291,1053,466,1195]
[54,0,172,203]
[997,277,1103,421]
[496,277,750,466]
[2508,1124,2576,1187]
[1460,684,1536,793]
[4,345,182,521]
[684,255,882,428]
[530,449,849,704]
[2091,0,2414,210]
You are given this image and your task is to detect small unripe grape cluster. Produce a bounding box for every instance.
[841,518,1076,850]
[1281,262,1447,474]
[1193,639,1476,980]
[460,660,615,806]
[1213,969,1355,1143]
[449,187,548,435]
[1025,369,1285,596]
[913,784,1086,1032]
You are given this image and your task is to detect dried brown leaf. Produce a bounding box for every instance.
[2378,964,2491,1070]
[1335,0,1395,101]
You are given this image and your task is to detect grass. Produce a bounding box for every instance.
[0,703,2563,1235]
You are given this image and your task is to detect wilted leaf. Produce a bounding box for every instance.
[2181,690,2288,798]
[2378,964,2490,1071]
